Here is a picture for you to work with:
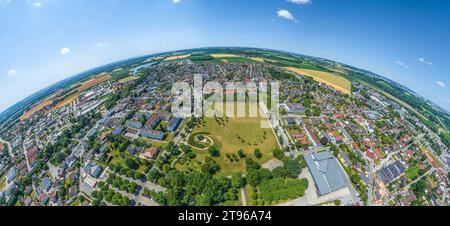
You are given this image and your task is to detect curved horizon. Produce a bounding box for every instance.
[1,46,448,118]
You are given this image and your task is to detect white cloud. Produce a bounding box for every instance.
[436,81,446,88]
[95,42,109,48]
[60,48,71,55]
[418,58,433,66]
[8,68,16,76]
[172,0,180,3]
[33,1,41,7]
[395,60,409,69]
[287,0,312,5]
[277,9,297,22]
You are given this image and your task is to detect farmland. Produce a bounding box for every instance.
[164,54,191,61]
[284,67,352,95]
[20,73,111,120]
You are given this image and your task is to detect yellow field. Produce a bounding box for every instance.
[284,67,351,95]
[20,74,111,120]
[48,93,79,113]
[20,94,56,121]
[211,54,240,58]
[164,54,191,61]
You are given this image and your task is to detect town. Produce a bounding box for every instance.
[0,49,449,207]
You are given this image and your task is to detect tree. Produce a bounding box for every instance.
[231,173,246,189]
[125,158,139,170]
[284,160,302,178]
[272,166,286,178]
[208,146,220,157]
[238,149,246,158]
[245,158,261,171]
[272,148,286,161]
[247,169,261,187]
[254,149,262,159]
[202,157,220,175]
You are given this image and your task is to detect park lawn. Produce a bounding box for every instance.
[139,137,170,149]
[181,105,278,176]
[406,166,419,180]
[284,67,351,95]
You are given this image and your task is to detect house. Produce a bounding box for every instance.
[374,148,384,159]
[339,151,353,167]
[285,117,297,125]
[84,162,103,178]
[304,125,320,147]
[67,171,78,184]
[284,103,305,114]
[377,161,405,184]
[401,190,417,206]
[7,167,17,183]
[23,197,33,206]
[126,120,143,129]
[140,129,165,141]
[112,125,125,136]
[67,186,78,199]
[145,114,162,129]
[167,117,182,132]
[142,147,160,160]
[39,193,49,205]
[366,151,376,161]
[334,135,344,143]
[293,133,309,145]
[41,177,52,192]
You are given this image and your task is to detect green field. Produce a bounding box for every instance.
[177,105,279,176]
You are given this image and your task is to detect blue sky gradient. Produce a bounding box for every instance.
[1,0,449,112]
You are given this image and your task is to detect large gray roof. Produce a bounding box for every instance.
[305,151,348,196]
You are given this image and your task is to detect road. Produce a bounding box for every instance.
[240,188,247,206]
[387,168,435,204]
[259,102,289,150]
[104,168,165,206]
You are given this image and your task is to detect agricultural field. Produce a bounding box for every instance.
[211,54,240,58]
[20,93,57,121]
[164,54,191,61]
[284,67,352,95]
[178,104,279,176]
[118,76,140,84]
[20,73,111,120]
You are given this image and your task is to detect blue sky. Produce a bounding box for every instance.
[1,0,450,112]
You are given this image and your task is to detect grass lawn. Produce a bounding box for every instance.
[245,184,256,206]
[178,104,279,176]
[109,148,148,174]
[284,67,351,95]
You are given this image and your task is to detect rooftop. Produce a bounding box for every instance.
[304,151,348,196]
